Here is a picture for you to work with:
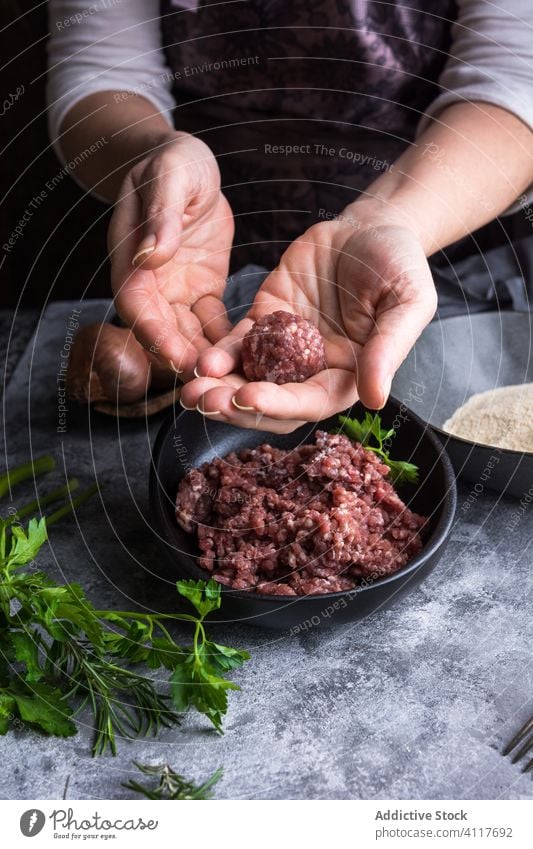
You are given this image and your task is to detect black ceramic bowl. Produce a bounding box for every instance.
[392,312,533,498]
[149,398,456,629]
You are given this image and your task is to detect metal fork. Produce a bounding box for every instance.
[502,716,533,773]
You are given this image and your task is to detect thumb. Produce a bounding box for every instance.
[130,178,185,270]
[356,280,437,410]
[108,167,185,285]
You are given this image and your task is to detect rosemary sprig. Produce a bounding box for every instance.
[123,762,223,800]
[50,640,178,757]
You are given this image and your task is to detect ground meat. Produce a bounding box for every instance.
[175,431,426,595]
[241,310,326,384]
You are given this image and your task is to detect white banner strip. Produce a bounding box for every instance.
[3,799,532,848]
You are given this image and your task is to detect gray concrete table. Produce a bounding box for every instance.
[0,302,532,800]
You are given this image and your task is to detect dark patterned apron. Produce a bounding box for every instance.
[160,0,532,311]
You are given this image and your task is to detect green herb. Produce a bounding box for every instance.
[335,412,419,485]
[169,579,250,733]
[123,762,223,800]
[0,455,55,500]
[0,458,250,756]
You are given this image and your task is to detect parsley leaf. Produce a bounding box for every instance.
[170,658,239,733]
[177,578,222,618]
[9,682,77,737]
[202,641,251,674]
[335,412,419,485]
[10,630,44,683]
[386,458,420,487]
[6,518,48,570]
[0,693,17,734]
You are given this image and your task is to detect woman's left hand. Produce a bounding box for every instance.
[179,215,438,433]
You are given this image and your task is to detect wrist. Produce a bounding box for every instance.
[132,131,220,192]
[122,128,185,168]
[341,196,422,240]
[322,197,424,258]
[339,161,439,254]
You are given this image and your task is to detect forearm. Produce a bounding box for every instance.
[349,102,533,254]
[58,92,178,201]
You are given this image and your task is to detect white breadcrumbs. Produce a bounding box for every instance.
[443,383,533,452]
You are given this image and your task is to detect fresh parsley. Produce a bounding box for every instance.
[0,457,250,756]
[123,762,223,800]
[169,580,250,733]
[336,412,419,485]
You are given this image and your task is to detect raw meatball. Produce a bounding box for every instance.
[241,310,326,384]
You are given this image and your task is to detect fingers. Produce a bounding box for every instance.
[195,316,254,377]
[182,369,359,425]
[180,374,246,411]
[108,185,190,370]
[356,287,438,410]
[191,295,233,344]
[233,370,359,421]
[180,376,307,433]
[113,284,205,375]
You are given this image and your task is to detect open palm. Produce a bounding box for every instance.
[109,137,234,379]
[181,220,437,432]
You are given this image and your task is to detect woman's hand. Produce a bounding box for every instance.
[109,133,234,378]
[180,215,437,432]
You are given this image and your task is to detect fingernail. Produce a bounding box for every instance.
[132,235,156,266]
[231,396,256,411]
[179,397,196,411]
[380,376,392,408]
[196,404,221,417]
[169,360,184,375]
[193,366,202,379]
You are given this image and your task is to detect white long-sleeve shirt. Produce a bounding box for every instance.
[46,0,533,204]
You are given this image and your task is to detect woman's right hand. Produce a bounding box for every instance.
[108,133,234,378]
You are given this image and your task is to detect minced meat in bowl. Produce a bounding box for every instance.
[150,401,456,627]
[175,429,427,597]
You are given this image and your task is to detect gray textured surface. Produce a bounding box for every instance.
[1,301,532,801]
[0,309,39,391]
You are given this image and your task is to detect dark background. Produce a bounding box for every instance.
[1,2,110,309]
